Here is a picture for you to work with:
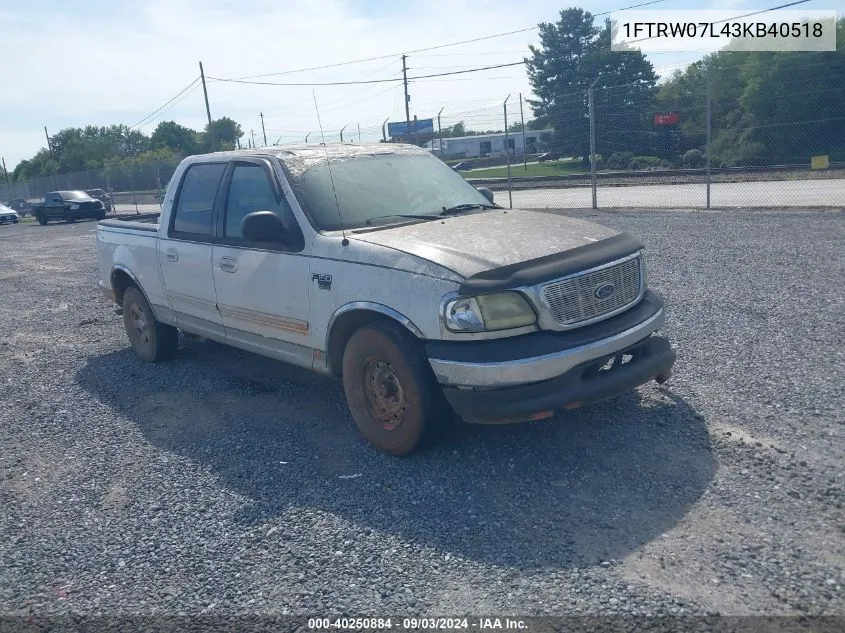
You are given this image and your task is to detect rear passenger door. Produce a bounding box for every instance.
[211,159,313,366]
[158,162,227,339]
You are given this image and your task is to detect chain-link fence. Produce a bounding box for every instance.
[5,158,180,215]
[7,64,842,213]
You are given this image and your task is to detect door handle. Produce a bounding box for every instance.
[218,256,238,273]
[165,248,179,262]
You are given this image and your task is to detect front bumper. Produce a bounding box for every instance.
[426,290,676,423]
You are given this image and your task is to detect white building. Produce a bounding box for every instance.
[425,129,553,158]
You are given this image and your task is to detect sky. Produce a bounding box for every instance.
[0,0,838,169]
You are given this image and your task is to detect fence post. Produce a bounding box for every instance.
[154,162,163,212]
[589,79,599,209]
[520,93,527,170]
[437,107,444,158]
[128,167,139,215]
[706,68,712,209]
[504,95,513,209]
[105,166,115,214]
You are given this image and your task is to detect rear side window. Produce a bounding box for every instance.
[172,163,226,237]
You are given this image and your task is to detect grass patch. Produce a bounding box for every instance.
[465,161,588,179]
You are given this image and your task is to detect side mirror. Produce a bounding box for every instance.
[241,211,286,243]
[477,187,494,204]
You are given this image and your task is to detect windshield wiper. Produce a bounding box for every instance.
[440,203,497,215]
[365,213,437,226]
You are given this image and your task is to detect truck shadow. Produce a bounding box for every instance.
[76,340,715,570]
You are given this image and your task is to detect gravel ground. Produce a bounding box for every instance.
[0,210,843,621]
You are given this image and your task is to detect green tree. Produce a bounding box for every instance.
[526,9,657,160]
[203,117,243,151]
[151,121,200,155]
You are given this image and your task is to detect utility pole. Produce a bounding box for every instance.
[260,112,267,147]
[44,126,56,189]
[250,129,256,149]
[402,55,411,143]
[44,126,55,162]
[199,61,214,151]
[519,93,527,170]
[1,157,11,200]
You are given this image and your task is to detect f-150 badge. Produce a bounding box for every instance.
[312,273,333,290]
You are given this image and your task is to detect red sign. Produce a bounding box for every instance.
[654,112,680,126]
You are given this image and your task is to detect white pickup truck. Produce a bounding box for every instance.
[96,144,676,455]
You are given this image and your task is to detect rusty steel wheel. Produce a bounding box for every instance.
[342,320,450,456]
[362,357,407,431]
[122,286,179,363]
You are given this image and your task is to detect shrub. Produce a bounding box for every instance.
[606,151,634,170]
[682,149,705,168]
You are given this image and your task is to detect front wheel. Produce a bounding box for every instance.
[342,320,450,456]
[37,214,48,225]
[122,286,178,362]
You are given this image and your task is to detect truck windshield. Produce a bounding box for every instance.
[294,153,493,231]
[63,191,90,200]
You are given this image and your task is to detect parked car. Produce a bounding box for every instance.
[85,188,113,213]
[0,203,20,224]
[452,161,473,171]
[34,191,106,225]
[96,144,676,455]
[538,152,561,162]
[6,198,33,216]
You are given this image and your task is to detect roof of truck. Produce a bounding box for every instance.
[189,142,427,176]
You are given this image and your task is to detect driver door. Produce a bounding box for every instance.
[211,159,313,367]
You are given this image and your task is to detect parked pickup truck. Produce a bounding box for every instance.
[35,190,106,224]
[96,144,676,455]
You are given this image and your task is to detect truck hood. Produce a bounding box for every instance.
[348,209,621,279]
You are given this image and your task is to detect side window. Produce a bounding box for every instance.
[224,164,294,239]
[172,163,226,237]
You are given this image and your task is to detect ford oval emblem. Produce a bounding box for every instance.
[595,282,615,300]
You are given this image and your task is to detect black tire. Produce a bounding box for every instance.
[96,211,106,221]
[342,320,450,456]
[122,286,178,362]
[37,214,48,225]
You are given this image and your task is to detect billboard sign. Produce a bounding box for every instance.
[388,118,435,137]
[654,112,680,126]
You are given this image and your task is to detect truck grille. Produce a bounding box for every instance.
[541,256,642,327]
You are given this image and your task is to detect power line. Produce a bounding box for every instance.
[129,77,200,129]
[136,83,202,131]
[219,0,667,82]
[209,61,528,88]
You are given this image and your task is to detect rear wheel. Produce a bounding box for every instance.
[342,320,450,456]
[122,286,178,362]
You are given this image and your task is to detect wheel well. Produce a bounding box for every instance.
[110,269,136,306]
[327,309,415,376]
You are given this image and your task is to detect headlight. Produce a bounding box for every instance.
[444,291,536,332]
[70,204,80,210]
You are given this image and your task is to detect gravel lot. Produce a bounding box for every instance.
[0,209,843,621]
